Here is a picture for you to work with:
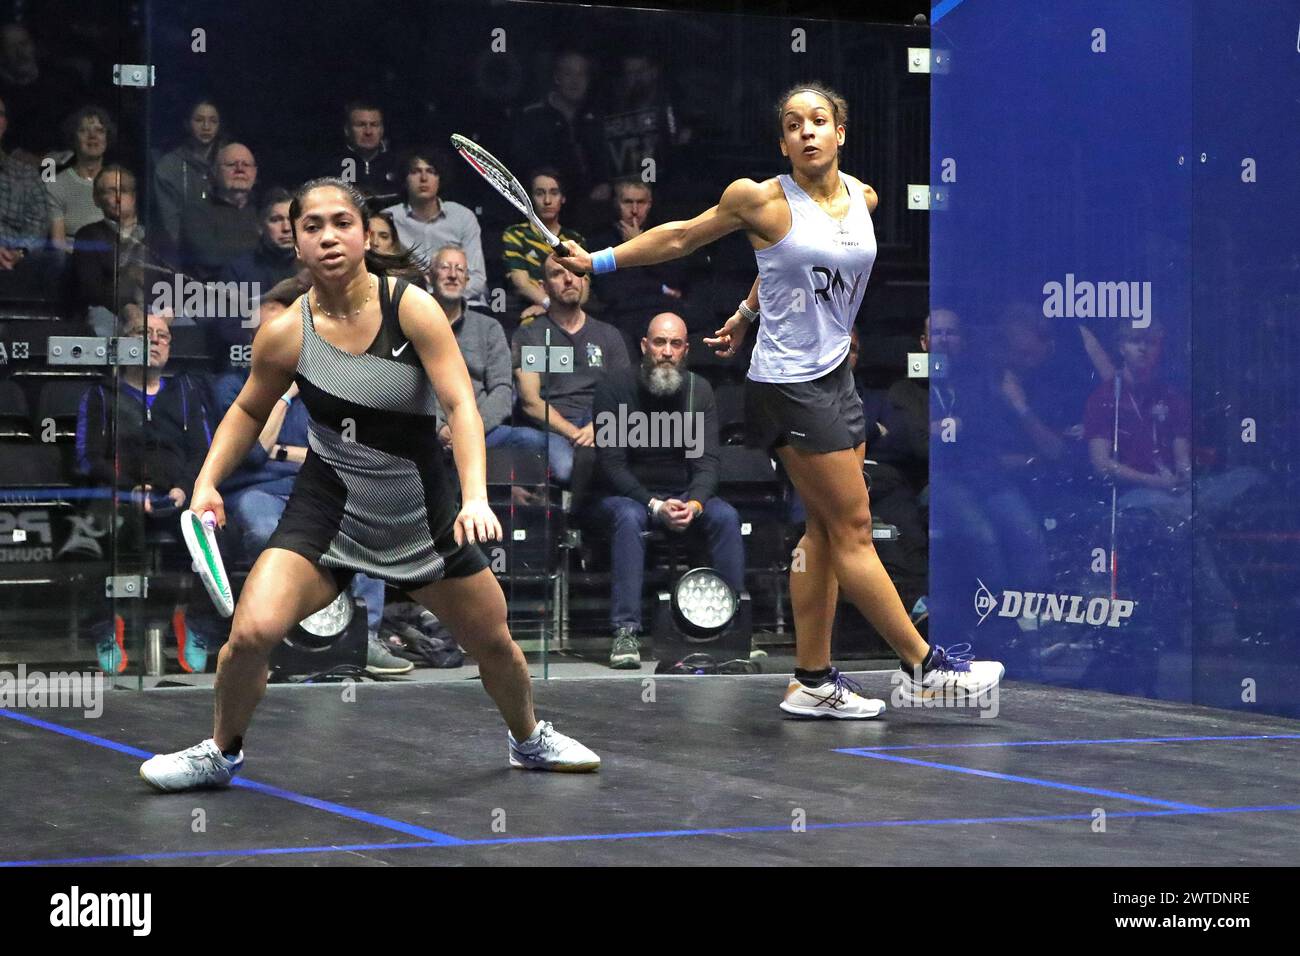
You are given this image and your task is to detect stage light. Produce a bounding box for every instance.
[671,567,738,639]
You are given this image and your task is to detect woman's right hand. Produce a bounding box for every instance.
[704,310,751,358]
[189,483,227,529]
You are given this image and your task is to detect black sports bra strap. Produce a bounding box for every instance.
[390,277,409,314]
[376,274,409,342]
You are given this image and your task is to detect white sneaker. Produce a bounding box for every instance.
[780,669,886,719]
[509,720,601,772]
[897,643,1004,705]
[139,738,244,792]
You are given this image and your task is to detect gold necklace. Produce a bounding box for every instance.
[314,275,374,319]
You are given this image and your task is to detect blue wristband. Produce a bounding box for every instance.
[591,247,617,275]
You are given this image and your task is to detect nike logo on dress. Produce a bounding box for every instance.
[391,341,410,357]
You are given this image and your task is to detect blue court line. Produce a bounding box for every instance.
[0,708,462,846]
[5,804,1299,867]
[841,749,1207,811]
[931,0,968,25]
[0,841,441,867]
[839,733,1300,753]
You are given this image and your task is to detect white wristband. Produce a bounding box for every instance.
[737,300,758,322]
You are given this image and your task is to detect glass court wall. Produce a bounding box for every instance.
[0,0,930,685]
[929,0,1299,718]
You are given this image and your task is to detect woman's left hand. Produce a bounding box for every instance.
[454,498,502,546]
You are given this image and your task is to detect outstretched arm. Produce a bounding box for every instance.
[553,178,765,274]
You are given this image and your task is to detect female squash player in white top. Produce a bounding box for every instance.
[556,85,1003,717]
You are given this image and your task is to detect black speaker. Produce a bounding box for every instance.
[269,594,368,678]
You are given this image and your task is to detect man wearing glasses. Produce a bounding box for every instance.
[75,304,216,675]
[427,244,518,450]
[175,142,261,282]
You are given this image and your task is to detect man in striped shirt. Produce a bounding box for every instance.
[503,166,584,321]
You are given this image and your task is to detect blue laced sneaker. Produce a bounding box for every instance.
[898,643,1004,705]
[780,668,886,718]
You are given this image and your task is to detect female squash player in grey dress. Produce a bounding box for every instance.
[141,178,599,790]
[555,85,1004,718]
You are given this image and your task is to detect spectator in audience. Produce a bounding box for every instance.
[512,256,629,482]
[219,187,296,292]
[885,313,935,502]
[989,304,1111,528]
[47,105,113,251]
[75,304,216,675]
[381,146,486,301]
[428,244,515,449]
[0,94,57,299]
[0,23,86,157]
[587,312,741,668]
[211,287,408,675]
[325,100,398,202]
[72,164,144,321]
[510,51,609,212]
[585,178,685,350]
[367,210,428,290]
[152,98,223,253]
[600,53,690,193]
[925,308,1053,621]
[176,142,260,281]
[1084,320,1266,640]
[504,167,585,319]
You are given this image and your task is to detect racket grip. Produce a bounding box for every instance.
[553,243,587,277]
[201,510,217,531]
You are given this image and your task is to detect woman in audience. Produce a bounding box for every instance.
[152,97,225,251]
[367,210,428,289]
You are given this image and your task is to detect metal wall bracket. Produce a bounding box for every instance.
[105,575,148,599]
[907,185,949,211]
[113,64,155,87]
[908,48,930,73]
[907,352,929,379]
[47,336,146,366]
[519,344,574,374]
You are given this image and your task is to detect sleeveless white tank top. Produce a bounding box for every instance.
[748,171,877,383]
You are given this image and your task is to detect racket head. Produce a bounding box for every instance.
[450,133,564,249]
[180,510,235,618]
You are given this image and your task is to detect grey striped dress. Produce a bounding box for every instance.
[266,276,488,590]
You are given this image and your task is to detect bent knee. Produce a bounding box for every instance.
[826,509,875,550]
[227,614,286,655]
[461,624,517,662]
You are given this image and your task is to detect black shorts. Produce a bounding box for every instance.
[298,539,491,596]
[266,462,491,595]
[744,355,866,454]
